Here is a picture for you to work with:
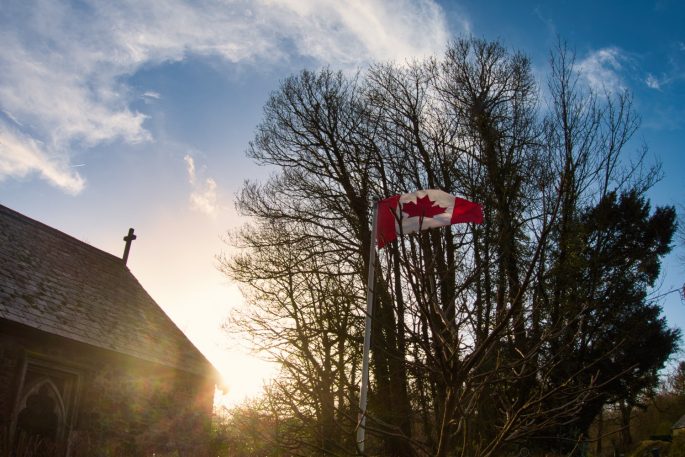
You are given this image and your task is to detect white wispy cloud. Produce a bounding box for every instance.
[0,123,85,193]
[265,0,451,65]
[575,47,628,93]
[646,74,662,90]
[142,91,161,100]
[0,0,453,193]
[184,154,219,216]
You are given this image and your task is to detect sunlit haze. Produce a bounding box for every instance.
[1,0,684,407]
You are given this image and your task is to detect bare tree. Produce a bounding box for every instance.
[220,38,678,457]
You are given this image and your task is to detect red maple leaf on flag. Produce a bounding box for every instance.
[402,195,447,219]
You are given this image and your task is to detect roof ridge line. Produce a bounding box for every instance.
[0,203,125,266]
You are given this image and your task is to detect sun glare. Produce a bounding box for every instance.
[210,348,277,408]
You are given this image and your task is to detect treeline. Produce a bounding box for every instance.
[588,361,685,456]
[218,38,679,456]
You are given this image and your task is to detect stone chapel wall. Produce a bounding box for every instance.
[0,322,214,457]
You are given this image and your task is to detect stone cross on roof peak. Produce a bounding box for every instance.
[122,228,136,265]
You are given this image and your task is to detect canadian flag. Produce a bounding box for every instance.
[376,189,483,248]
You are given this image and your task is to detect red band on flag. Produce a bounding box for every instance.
[377,194,401,249]
[451,197,484,225]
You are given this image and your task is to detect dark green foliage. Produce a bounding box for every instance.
[579,190,677,403]
[538,191,679,452]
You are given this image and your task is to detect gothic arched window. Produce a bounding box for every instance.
[16,381,63,441]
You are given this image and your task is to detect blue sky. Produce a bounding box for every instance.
[1,0,684,403]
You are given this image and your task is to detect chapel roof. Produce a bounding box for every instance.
[0,204,214,377]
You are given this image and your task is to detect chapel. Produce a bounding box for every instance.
[0,204,218,456]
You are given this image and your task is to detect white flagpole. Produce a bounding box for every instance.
[357,200,379,454]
